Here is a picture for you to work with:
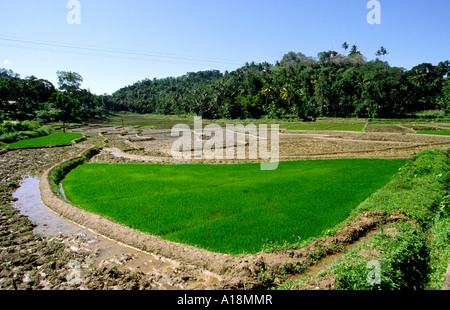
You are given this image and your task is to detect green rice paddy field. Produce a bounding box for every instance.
[279,122,366,131]
[1,132,82,148]
[417,130,450,136]
[62,159,406,255]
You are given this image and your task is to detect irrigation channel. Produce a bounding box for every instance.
[12,175,220,290]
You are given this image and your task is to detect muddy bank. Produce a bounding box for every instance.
[220,211,411,289]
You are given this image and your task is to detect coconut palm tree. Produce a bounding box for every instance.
[261,83,273,110]
[280,82,296,114]
[342,42,349,56]
[376,46,388,61]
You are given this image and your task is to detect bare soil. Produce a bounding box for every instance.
[71,123,450,163]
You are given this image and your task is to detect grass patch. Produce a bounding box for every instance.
[102,113,193,129]
[2,132,82,148]
[280,123,366,132]
[62,159,405,255]
[417,130,450,136]
[138,125,154,129]
[351,148,450,221]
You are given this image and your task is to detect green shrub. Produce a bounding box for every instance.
[0,120,52,143]
[427,194,450,289]
[432,217,450,257]
[49,147,100,197]
[333,222,430,290]
[0,120,40,134]
[0,132,20,143]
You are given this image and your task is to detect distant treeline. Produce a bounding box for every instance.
[111,51,450,120]
[0,69,113,123]
[1,49,450,123]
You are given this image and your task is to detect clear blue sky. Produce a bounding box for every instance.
[1,0,449,95]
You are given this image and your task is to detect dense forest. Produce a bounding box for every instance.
[1,45,450,123]
[0,69,112,123]
[111,48,450,120]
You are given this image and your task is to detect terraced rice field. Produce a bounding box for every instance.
[62,159,405,254]
[1,132,82,148]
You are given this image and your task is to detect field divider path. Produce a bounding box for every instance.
[394,123,417,133]
[444,262,450,290]
[103,147,168,162]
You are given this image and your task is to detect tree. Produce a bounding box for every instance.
[347,53,366,66]
[280,52,301,68]
[407,63,444,111]
[106,46,448,121]
[280,82,296,116]
[49,92,80,132]
[56,71,83,95]
[280,52,315,68]
[376,46,388,60]
[349,45,360,56]
[438,78,450,113]
[261,83,273,110]
[330,54,347,66]
[438,60,450,78]
[317,51,338,64]
[55,71,83,130]
[342,42,349,55]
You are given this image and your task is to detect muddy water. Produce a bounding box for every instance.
[110,151,121,158]
[12,176,219,290]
